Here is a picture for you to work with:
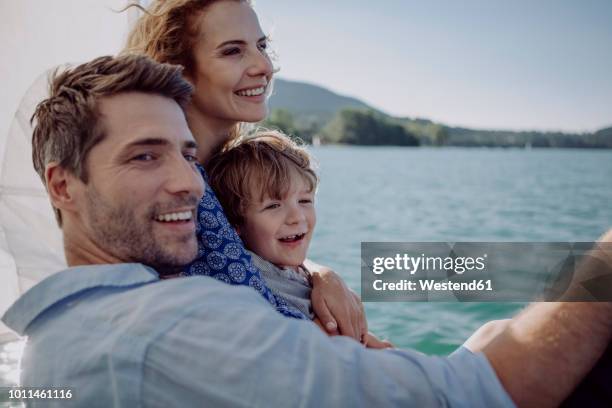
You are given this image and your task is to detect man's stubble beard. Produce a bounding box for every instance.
[84,187,198,275]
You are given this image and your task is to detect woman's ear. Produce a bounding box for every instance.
[45,163,82,213]
[182,70,195,87]
[234,225,242,236]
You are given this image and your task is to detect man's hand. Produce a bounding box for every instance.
[306,260,368,343]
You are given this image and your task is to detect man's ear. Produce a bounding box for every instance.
[45,163,83,213]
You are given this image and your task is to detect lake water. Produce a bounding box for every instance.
[2,146,611,387]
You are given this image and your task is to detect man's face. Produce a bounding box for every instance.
[75,92,204,272]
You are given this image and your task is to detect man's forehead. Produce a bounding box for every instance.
[98,92,194,147]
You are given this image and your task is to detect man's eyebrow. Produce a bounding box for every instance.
[216,36,268,49]
[122,138,197,150]
[124,137,170,148]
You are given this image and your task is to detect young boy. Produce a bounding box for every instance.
[206,131,392,348]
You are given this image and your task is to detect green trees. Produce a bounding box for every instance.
[263,105,611,149]
[262,108,300,138]
[322,109,419,146]
[261,109,320,143]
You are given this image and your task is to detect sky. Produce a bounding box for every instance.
[254,0,612,132]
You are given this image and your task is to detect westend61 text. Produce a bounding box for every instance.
[372,253,487,275]
[373,279,493,292]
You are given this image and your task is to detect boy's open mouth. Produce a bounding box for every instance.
[278,233,306,243]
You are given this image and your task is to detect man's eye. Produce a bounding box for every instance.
[132,153,155,161]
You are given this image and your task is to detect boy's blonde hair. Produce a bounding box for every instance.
[206,130,318,227]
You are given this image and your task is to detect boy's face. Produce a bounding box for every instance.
[238,171,316,269]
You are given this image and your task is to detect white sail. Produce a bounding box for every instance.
[0,0,140,342]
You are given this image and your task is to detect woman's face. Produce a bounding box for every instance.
[188,1,273,129]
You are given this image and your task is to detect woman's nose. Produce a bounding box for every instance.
[247,47,273,78]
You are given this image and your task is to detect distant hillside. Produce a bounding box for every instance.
[268,78,375,126]
[267,78,612,148]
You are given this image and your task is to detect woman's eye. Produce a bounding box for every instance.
[222,47,241,56]
[257,42,268,52]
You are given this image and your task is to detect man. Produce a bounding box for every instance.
[2,54,611,407]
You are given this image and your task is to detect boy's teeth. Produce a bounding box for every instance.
[236,86,265,97]
[279,233,305,242]
[155,211,192,222]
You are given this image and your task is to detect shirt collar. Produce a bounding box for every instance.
[2,263,159,336]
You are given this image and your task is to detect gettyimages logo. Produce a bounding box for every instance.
[371,253,487,275]
[361,242,612,302]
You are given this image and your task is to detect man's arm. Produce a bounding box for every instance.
[141,281,513,407]
[484,302,612,407]
[483,233,612,407]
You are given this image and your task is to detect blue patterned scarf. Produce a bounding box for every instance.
[183,165,307,319]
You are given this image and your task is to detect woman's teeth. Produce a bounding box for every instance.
[236,86,265,97]
[155,211,192,222]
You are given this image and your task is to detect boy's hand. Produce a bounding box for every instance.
[364,332,394,349]
[312,318,392,349]
[307,261,367,343]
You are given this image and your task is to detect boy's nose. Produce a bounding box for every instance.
[286,205,306,225]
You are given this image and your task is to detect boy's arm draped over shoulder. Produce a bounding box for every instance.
[306,258,368,342]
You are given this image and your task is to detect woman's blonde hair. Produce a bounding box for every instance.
[123,0,252,147]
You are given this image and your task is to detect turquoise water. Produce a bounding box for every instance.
[308,146,612,353]
[1,146,611,386]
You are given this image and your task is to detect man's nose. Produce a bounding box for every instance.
[164,156,204,199]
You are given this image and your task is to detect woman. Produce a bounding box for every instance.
[124,0,368,341]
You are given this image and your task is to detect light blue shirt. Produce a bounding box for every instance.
[2,264,515,407]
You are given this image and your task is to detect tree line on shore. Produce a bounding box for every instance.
[263,108,612,148]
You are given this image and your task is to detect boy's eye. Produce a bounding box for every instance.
[299,199,312,204]
[183,153,198,163]
[263,203,280,210]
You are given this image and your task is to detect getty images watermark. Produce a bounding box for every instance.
[361,242,612,302]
